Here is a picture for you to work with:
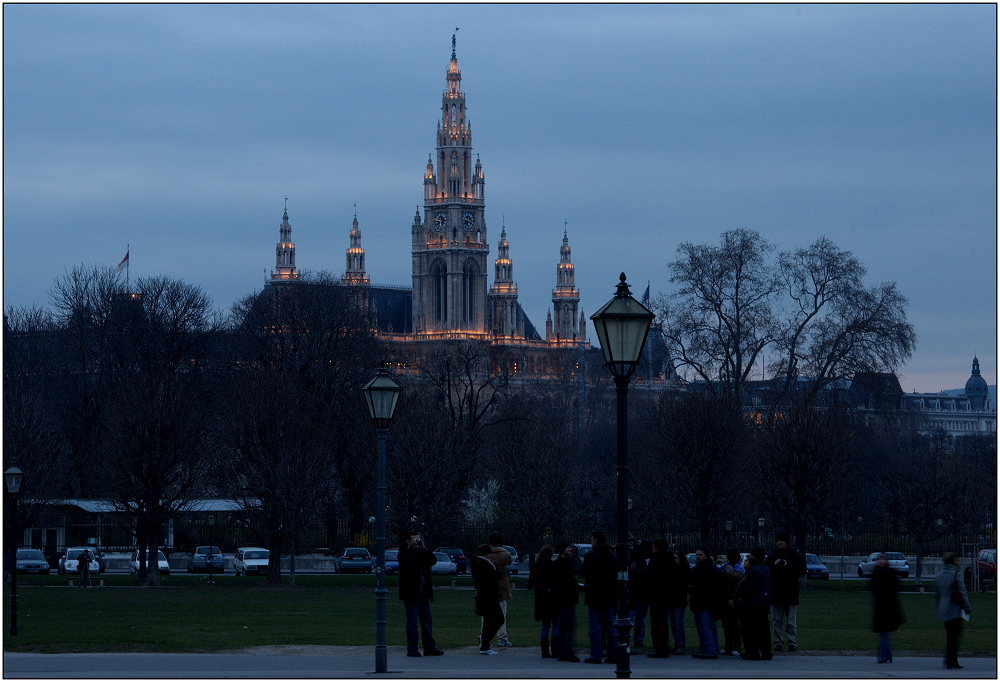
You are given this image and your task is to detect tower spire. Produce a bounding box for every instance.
[271,202,298,282]
[548,226,583,344]
[343,207,369,285]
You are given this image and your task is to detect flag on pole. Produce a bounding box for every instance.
[641,282,650,306]
[117,250,129,273]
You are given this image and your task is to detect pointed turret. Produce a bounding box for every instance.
[547,225,582,343]
[271,201,299,282]
[489,221,519,338]
[343,207,369,285]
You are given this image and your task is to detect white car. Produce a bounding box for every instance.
[858,552,909,578]
[235,547,270,576]
[59,547,102,575]
[431,551,457,575]
[129,549,171,575]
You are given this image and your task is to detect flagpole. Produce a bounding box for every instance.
[126,243,130,288]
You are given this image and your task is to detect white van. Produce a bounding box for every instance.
[234,547,270,576]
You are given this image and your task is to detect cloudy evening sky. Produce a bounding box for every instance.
[3,3,996,393]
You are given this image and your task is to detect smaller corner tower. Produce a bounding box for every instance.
[546,225,585,343]
[271,199,299,281]
[343,206,370,285]
[488,220,520,338]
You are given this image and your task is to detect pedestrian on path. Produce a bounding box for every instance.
[580,531,617,664]
[527,545,558,658]
[551,541,582,662]
[644,538,673,658]
[398,532,445,658]
[720,548,745,657]
[484,532,514,647]
[935,552,971,670]
[736,547,773,661]
[473,544,505,656]
[77,549,93,588]
[689,548,724,658]
[765,532,805,652]
[668,551,690,654]
[870,553,903,664]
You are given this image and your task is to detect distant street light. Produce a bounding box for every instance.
[591,273,653,680]
[362,367,402,675]
[5,466,24,637]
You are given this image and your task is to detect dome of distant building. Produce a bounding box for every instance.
[964,356,989,410]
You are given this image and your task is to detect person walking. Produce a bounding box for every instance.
[668,551,690,654]
[473,544,505,655]
[628,537,652,649]
[527,545,558,658]
[870,553,903,663]
[580,531,617,664]
[551,541,582,662]
[764,532,805,651]
[397,532,445,657]
[720,549,745,656]
[736,547,772,661]
[644,538,673,658]
[689,548,724,658]
[485,532,514,647]
[77,549,93,588]
[935,552,972,670]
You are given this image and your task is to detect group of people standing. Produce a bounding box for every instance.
[526,531,806,663]
[399,528,975,670]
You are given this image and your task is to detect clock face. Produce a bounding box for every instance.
[462,211,475,229]
[434,213,447,230]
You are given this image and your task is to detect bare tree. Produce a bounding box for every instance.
[637,391,747,544]
[773,237,916,401]
[657,229,779,396]
[755,399,859,553]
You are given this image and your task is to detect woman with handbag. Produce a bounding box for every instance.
[473,544,505,655]
[934,552,972,669]
[869,553,903,663]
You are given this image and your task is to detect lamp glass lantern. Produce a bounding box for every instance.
[4,467,23,495]
[590,273,655,378]
[361,368,402,428]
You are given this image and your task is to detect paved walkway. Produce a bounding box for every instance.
[5,646,996,678]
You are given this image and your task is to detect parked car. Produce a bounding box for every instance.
[336,547,373,574]
[188,545,224,573]
[431,551,458,575]
[805,553,830,580]
[16,548,51,574]
[858,552,909,578]
[434,547,468,574]
[572,543,594,560]
[234,547,270,576]
[59,547,103,575]
[384,548,399,575]
[129,549,171,575]
[503,545,521,574]
[966,548,996,592]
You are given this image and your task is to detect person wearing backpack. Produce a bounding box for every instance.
[736,547,772,661]
[935,552,971,669]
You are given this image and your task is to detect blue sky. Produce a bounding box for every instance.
[4,3,996,393]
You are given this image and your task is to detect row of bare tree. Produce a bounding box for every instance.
[4,231,993,585]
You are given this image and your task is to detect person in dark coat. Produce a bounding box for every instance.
[397,532,444,657]
[764,532,806,651]
[580,531,618,664]
[628,537,652,648]
[668,551,690,654]
[643,538,673,658]
[527,544,558,657]
[551,541,582,662]
[720,549,745,656]
[472,543,505,655]
[736,547,773,661]
[869,553,903,663]
[935,552,972,669]
[689,548,725,658]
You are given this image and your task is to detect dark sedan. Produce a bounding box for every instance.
[16,548,51,574]
[434,547,468,574]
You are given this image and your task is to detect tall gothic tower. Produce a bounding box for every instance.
[546,228,585,343]
[411,34,489,335]
[271,203,298,281]
[488,223,520,338]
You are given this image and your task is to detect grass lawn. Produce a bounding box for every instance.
[3,575,995,654]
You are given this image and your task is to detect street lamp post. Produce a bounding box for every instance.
[5,467,24,637]
[591,273,653,680]
[362,368,402,675]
